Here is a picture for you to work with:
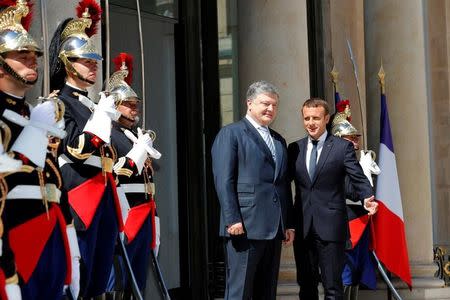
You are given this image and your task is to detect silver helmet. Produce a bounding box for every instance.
[106,52,139,105]
[58,1,102,84]
[331,100,360,137]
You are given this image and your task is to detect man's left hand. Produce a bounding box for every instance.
[283,229,295,246]
[364,195,378,216]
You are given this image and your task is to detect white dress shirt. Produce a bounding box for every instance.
[245,114,276,148]
[306,130,327,174]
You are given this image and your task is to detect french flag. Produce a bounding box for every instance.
[372,92,412,287]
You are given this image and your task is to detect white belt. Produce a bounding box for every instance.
[120,183,145,194]
[58,154,102,169]
[7,184,61,203]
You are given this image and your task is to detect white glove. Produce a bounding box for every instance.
[5,283,21,300]
[83,92,120,143]
[359,150,381,187]
[66,225,80,299]
[0,143,21,173]
[125,128,161,174]
[124,128,162,174]
[11,101,58,168]
[155,216,161,257]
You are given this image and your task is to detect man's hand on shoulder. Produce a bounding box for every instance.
[227,222,245,235]
[364,195,379,216]
[283,229,295,246]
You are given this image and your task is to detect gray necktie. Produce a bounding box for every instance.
[309,140,319,180]
[259,126,276,161]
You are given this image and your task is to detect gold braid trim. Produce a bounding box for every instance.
[5,273,19,284]
[115,168,133,178]
[113,157,126,171]
[144,159,155,198]
[37,168,49,219]
[0,176,7,215]
[2,164,34,177]
[0,120,11,150]
[45,158,62,189]
[113,157,133,178]
[0,175,7,237]
[67,135,94,160]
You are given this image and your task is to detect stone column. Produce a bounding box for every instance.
[329,0,367,146]
[237,0,310,295]
[426,0,450,250]
[237,0,310,141]
[365,1,449,298]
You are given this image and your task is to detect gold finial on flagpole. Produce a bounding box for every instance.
[330,62,339,92]
[378,58,386,94]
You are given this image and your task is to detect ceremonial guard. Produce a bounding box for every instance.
[0,1,73,299]
[331,100,379,300]
[106,53,161,297]
[0,123,22,300]
[49,0,125,298]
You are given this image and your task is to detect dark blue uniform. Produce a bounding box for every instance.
[0,91,70,299]
[57,84,122,297]
[108,122,155,293]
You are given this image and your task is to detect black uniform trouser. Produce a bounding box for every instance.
[224,236,282,300]
[294,222,346,300]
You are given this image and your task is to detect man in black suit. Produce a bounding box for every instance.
[212,81,295,299]
[288,98,378,300]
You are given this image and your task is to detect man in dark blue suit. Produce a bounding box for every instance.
[288,98,378,300]
[212,81,295,300]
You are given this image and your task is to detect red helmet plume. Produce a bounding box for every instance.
[76,0,102,37]
[336,99,351,121]
[113,52,134,85]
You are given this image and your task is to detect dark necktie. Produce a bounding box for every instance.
[309,140,319,180]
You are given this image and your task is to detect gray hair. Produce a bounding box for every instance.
[246,80,279,101]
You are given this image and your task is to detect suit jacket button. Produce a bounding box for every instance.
[273,198,277,202]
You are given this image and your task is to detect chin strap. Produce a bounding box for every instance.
[119,114,136,126]
[73,69,95,85]
[0,56,38,86]
[61,55,95,86]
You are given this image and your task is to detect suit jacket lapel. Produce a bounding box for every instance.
[298,138,311,185]
[273,137,283,181]
[242,118,275,167]
[312,134,333,183]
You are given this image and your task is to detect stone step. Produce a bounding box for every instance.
[278,263,297,282]
[276,282,450,300]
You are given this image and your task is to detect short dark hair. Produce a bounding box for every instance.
[302,98,330,115]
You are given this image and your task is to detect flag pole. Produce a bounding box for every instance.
[372,251,402,300]
[330,61,340,108]
[378,60,386,95]
[376,62,403,300]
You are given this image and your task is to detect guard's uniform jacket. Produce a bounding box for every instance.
[110,122,156,291]
[3,154,71,296]
[342,176,377,289]
[0,92,71,299]
[57,84,123,230]
[57,83,123,297]
[0,91,29,281]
